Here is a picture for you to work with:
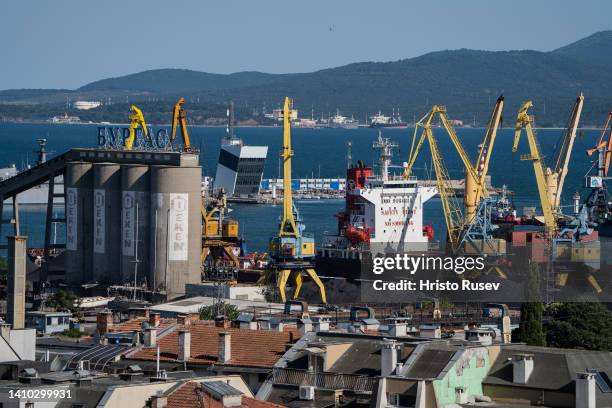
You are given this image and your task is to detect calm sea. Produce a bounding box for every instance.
[0,123,602,252]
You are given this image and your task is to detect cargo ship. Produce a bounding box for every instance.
[369,109,408,128]
[316,132,437,279]
[328,110,359,129]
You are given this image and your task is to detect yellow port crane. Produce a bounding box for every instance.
[547,94,584,212]
[171,97,193,152]
[259,97,327,304]
[512,101,557,234]
[406,98,503,225]
[125,105,149,150]
[405,99,504,252]
[405,106,466,252]
[512,95,584,234]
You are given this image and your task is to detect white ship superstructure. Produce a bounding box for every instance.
[213,102,268,197]
[317,133,437,277]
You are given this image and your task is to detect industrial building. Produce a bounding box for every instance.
[0,148,204,300]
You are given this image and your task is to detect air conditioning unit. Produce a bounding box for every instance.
[299,385,315,401]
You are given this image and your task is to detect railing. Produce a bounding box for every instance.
[271,368,375,393]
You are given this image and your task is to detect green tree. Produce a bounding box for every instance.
[545,302,612,351]
[199,302,240,321]
[519,262,546,346]
[46,291,80,315]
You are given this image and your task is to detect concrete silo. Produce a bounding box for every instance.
[150,165,202,299]
[120,164,150,286]
[64,161,93,286]
[92,163,122,283]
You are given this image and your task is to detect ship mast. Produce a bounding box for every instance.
[372,130,398,181]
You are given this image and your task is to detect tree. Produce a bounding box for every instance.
[46,291,80,315]
[545,302,612,351]
[518,262,546,346]
[199,302,240,321]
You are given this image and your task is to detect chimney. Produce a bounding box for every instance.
[177,314,191,327]
[7,236,27,329]
[178,330,191,362]
[96,311,113,336]
[218,332,231,363]
[215,316,230,328]
[144,328,157,347]
[502,316,512,344]
[513,354,534,384]
[313,316,331,332]
[381,340,402,376]
[149,313,161,328]
[576,372,596,408]
[298,318,313,334]
[388,322,407,337]
[151,392,168,408]
[455,387,468,404]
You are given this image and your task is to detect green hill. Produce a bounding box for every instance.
[3,31,612,126]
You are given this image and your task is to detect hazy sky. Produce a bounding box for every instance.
[1,0,611,90]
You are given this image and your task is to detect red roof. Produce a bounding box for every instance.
[166,381,286,408]
[108,317,177,333]
[131,320,298,368]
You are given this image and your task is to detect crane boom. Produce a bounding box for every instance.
[407,101,503,224]
[586,112,612,177]
[171,97,192,151]
[513,101,557,234]
[280,97,298,237]
[549,94,584,210]
[125,105,149,150]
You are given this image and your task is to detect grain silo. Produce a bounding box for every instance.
[150,165,201,299]
[92,163,122,283]
[64,161,93,286]
[120,164,150,285]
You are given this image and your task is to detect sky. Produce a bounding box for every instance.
[1,0,612,90]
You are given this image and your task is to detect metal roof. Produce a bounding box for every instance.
[201,380,243,398]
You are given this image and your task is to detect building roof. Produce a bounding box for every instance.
[131,321,299,368]
[484,344,612,405]
[167,381,286,408]
[108,317,177,333]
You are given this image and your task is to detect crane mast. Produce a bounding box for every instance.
[279,97,298,237]
[262,96,327,305]
[513,101,557,234]
[171,97,193,151]
[125,105,149,150]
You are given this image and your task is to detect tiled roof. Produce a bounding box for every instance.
[131,321,299,368]
[166,381,286,408]
[108,317,177,333]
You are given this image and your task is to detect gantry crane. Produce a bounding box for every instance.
[259,97,327,304]
[405,99,504,253]
[513,95,584,234]
[513,101,557,234]
[125,105,149,150]
[171,97,193,152]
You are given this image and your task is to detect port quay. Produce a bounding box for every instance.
[1,3,612,407]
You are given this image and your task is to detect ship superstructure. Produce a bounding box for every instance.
[213,102,268,197]
[317,132,437,278]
